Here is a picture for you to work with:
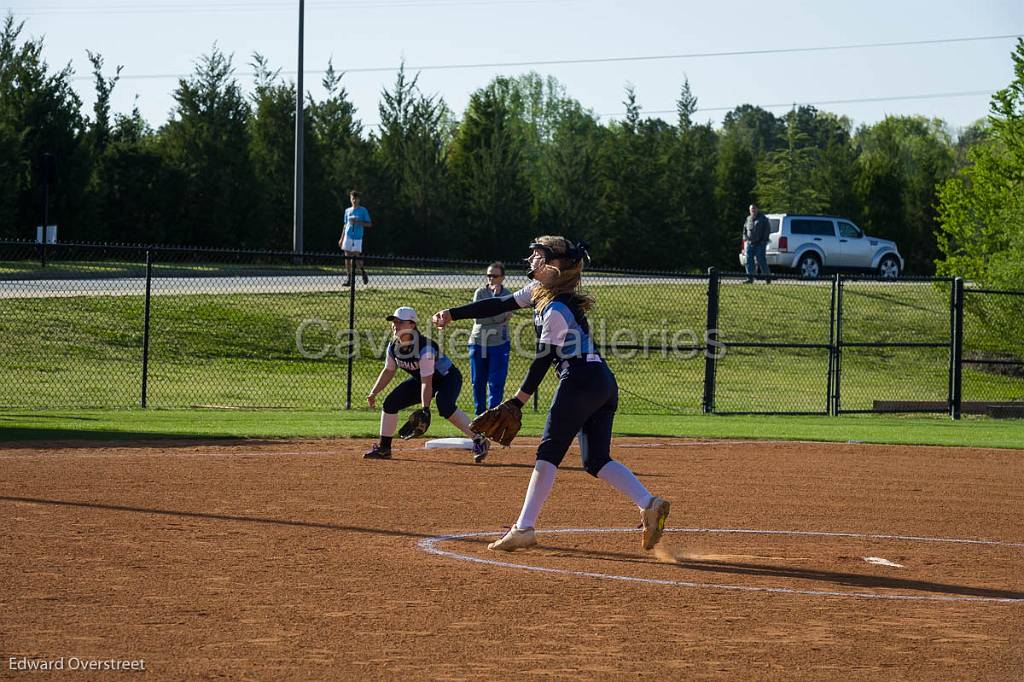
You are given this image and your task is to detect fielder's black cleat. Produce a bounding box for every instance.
[362,443,392,460]
[472,433,490,463]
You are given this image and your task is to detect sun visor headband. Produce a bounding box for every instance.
[527,240,591,265]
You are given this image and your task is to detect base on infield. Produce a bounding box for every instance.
[424,437,474,450]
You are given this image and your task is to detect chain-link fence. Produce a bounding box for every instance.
[2,240,1022,417]
[834,276,955,414]
[713,273,835,415]
[961,285,1024,411]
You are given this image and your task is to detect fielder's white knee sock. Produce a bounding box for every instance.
[447,409,475,437]
[597,460,654,509]
[515,460,558,530]
[381,412,399,437]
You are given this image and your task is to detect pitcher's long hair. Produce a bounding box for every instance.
[530,235,594,315]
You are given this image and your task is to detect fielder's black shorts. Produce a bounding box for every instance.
[382,368,463,419]
[536,358,617,477]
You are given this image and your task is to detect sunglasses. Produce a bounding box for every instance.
[486,273,503,278]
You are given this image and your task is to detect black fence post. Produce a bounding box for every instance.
[345,255,356,410]
[39,176,48,267]
[39,152,55,268]
[702,267,720,414]
[832,276,845,415]
[950,277,964,420]
[140,249,153,408]
[827,273,839,415]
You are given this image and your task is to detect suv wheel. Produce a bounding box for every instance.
[797,253,822,279]
[878,255,901,279]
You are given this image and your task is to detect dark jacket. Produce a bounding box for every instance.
[743,213,771,245]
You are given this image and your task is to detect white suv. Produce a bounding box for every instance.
[739,214,904,278]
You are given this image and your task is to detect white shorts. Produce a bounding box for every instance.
[340,235,362,254]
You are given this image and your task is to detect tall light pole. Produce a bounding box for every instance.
[293,0,305,255]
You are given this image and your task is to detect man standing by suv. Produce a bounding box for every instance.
[743,203,771,284]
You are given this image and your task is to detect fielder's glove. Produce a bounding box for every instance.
[469,398,522,447]
[397,407,431,440]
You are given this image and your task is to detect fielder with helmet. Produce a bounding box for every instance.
[432,236,671,552]
[363,306,490,462]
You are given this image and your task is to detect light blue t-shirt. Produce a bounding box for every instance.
[343,206,371,241]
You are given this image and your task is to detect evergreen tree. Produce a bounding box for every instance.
[376,64,453,256]
[594,86,679,269]
[855,115,954,272]
[90,102,185,244]
[722,104,785,156]
[160,46,257,246]
[0,14,89,239]
[247,53,297,249]
[448,76,530,259]
[755,108,826,214]
[306,60,375,252]
[543,106,604,245]
[672,78,721,267]
[85,51,121,158]
[714,128,757,263]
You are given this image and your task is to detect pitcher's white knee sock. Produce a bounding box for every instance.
[515,460,558,530]
[597,460,653,509]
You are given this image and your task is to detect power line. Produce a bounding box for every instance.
[597,89,999,119]
[68,32,1023,82]
[14,0,569,15]
[343,90,996,128]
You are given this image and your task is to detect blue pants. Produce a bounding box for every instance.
[468,342,511,415]
[745,241,770,278]
[382,368,462,419]
[536,360,617,477]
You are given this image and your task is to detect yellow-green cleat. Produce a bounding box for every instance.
[640,497,671,551]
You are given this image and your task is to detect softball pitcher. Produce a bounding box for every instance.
[432,236,671,552]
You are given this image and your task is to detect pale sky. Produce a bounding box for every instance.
[11,0,1024,134]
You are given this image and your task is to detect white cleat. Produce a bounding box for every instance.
[640,497,671,551]
[488,526,537,552]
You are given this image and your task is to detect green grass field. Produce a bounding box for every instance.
[1,409,1022,449]
[2,274,1021,416]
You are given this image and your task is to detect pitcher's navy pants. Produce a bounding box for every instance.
[535,359,617,477]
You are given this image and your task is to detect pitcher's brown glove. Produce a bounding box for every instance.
[469,398,522,447]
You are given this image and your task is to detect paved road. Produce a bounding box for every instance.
[0,273,933,299]
[0,274,703,298]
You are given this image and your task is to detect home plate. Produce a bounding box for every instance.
[425,437,474,450]
[863,557,905,568]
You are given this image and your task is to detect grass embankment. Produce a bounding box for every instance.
[2,276,1020,416]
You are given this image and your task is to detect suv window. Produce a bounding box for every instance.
[839,221,862,239]
[790,219,835,237]
[769,218,780,233]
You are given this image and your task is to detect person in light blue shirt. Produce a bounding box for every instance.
[339,190,372,286]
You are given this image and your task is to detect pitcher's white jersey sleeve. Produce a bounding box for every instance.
[512,280,538,308]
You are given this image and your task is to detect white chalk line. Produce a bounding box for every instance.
[418,527,1024,604]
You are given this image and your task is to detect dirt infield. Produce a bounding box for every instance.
[2,437,1022,680]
